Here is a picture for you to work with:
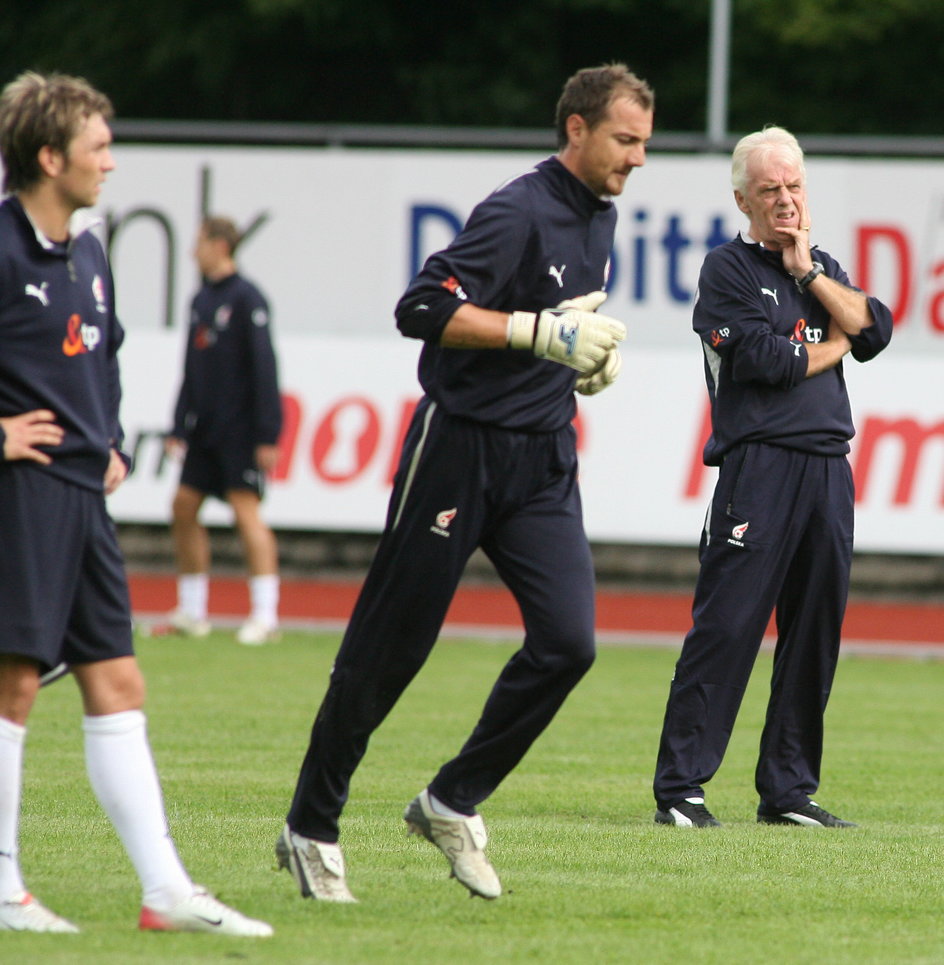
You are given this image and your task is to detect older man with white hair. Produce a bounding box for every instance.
[652,125,893,830]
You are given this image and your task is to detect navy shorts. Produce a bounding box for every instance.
[0,465,134,673]
[180,438,265,500]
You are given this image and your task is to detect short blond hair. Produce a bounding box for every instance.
[0,71,113,193]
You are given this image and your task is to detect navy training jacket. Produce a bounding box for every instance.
[172,272,282,447]
[0,196,126,491]
[395,156,617,432]
[694,234,893,465]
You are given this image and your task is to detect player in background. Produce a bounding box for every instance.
[652,126,893,829]
[162,216,283,645]
[0,71,272,936]
[277,63,654,902]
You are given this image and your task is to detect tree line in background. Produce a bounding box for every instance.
[3,0,943,138]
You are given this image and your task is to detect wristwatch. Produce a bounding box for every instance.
[796,261,824,291]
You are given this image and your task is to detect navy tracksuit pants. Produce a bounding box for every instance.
[653,442,854,813]
[287,399,597,842]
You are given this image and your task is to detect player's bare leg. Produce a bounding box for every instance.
[228,489,280,644]
[0,656,40,726]
[171,484,210,575]
[158,485,211,636]
[74,658,272,935]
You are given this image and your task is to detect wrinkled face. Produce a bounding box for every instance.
[734,149,806,250]
[57,112,115,211]
[568,95,653,198]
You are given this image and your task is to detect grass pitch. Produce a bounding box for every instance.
[11,627,944,963]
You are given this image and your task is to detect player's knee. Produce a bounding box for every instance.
[569,639,596,677]
[171,486,203,522]
[540,630,596,678]
[75,657,146,715]
[0,658,41,724]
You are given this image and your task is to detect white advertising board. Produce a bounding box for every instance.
[65,143,944,551]
[107,333,943,554]
[94,144,944,354]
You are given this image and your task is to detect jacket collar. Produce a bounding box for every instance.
[539,156,613,215]
[5,194,100,256]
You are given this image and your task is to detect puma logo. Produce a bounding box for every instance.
[25,282,49,306]
[761,287,778,305]
[548,264,566,288]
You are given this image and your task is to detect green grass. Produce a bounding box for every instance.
[11,629,944,964]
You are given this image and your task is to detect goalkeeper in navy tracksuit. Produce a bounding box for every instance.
[653,126,893,830]
[278,64,654,902]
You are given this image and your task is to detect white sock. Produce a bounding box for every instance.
[0,718,26,900]
[83,710,192,910]
[428,791,471,820]
[249,574,279,626]
[178,573,209,621]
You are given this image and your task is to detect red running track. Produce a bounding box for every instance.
[129,572,944,650]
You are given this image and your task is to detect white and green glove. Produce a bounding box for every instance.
[507,290,625,373]
[575,347,622,395]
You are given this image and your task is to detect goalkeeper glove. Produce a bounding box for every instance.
[556,291,609,313]
[507,290,625,374]
[558,293,623,393]
[575,347,622,395]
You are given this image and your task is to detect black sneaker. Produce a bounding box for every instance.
[654,797,722,827]
[757,801,857,828]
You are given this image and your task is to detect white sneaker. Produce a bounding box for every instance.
[275,824,357,902]
[403,789,501,899]
[148,609,212,638]
[236,618,280,646]
[139,886,273,936]
[0,891,80,933]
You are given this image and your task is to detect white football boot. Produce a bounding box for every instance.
[139,886,272,936]
[148,609,212,638]
[275,824,357,902]
[236,619,280,646]
[0,891,79,933]
[403,789,501,899]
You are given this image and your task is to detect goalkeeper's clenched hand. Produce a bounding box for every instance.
[507,290,625,373]
[562,293,623,394]
[575,347,622,395]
